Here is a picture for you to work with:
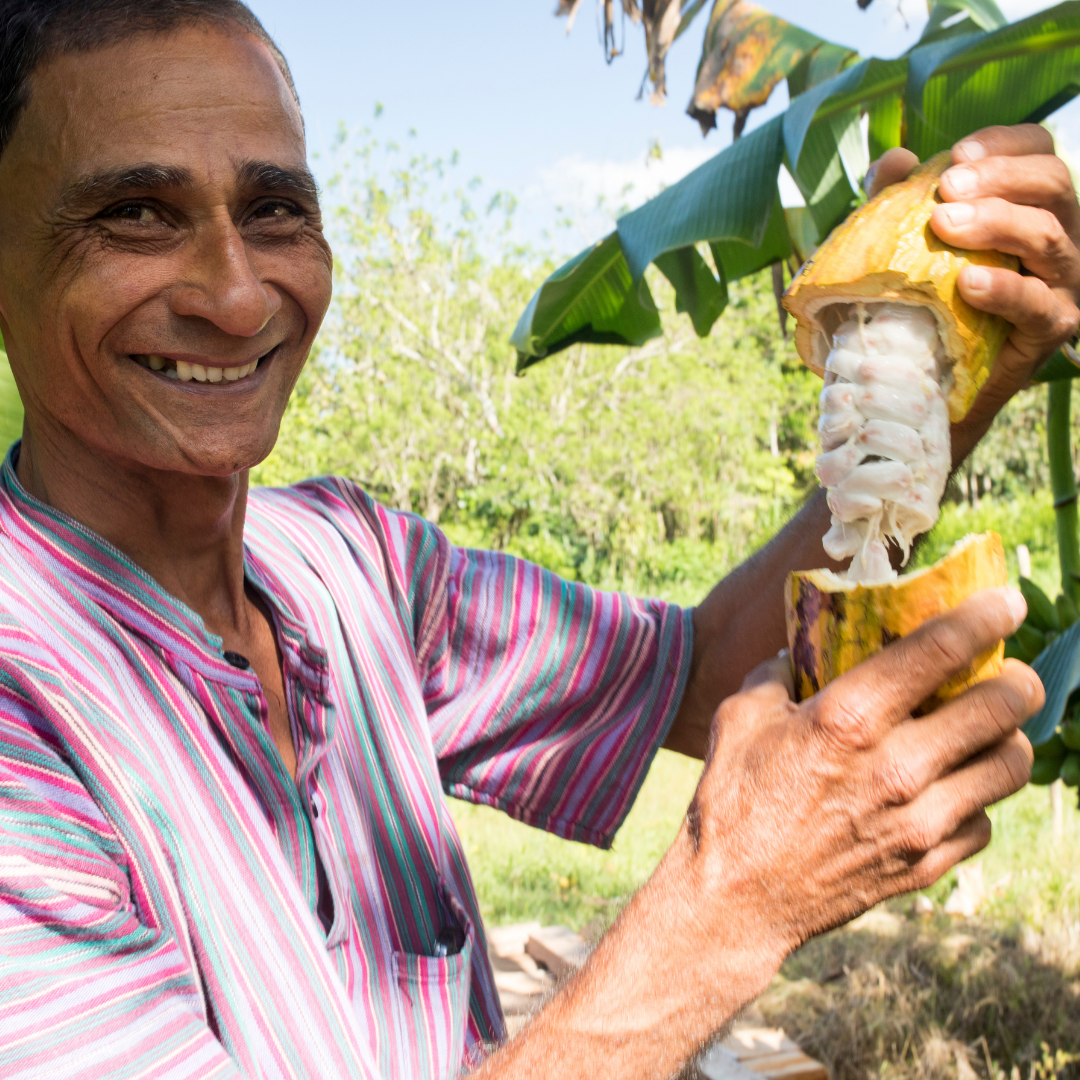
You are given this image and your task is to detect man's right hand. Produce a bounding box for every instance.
[478,587,1041,1079]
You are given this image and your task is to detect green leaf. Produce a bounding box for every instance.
[917,0,1006,45]
[1033,348,1080,382]
[1024,617,1080,745]
[1059,591,1080,629]
[616,115,786,283]
[688,1,824,132]
[907,6,1080,158]
[788,108,861,236]
[787,42,859,99]
[1021,575,1061,632]
[654,245,729,337]
[783,207,820,265]
[1016,621,1051,662]
[928,0,1007,33]
[511,233,662,369]
[710,191,792,282]
[867,93,903,160]
[1034,732,1067,761]
[783,57,908,173]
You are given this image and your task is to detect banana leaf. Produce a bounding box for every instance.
[511,233,662,371]
[688,0,825,134]
[1024,620,1080,745]
[514,2,1080,367]
[617,114,785,282]
[1033,348,1080,383]
[907,5,1080,158]
[787,42,860,99]
[919,0,1006,44]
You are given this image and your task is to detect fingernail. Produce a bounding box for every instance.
[942,202,975,226]
[944,165,977,197]
[966,266,992,291]
[862,163,878,195]
[1004,587,1028,629]
[956,139,987,161]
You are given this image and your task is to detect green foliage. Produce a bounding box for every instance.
[255,136,820,597]
[514,3,1080,367]
[0,350,23,454]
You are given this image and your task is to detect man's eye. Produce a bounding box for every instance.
[104,203,161,224]
[251,201,300,222]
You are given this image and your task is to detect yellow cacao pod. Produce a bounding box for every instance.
[785,532,1007,712]
[782,152,1019,423]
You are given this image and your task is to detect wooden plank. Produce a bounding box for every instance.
[486,923,829,1080]
[487,921,541,960]
[724,1028,803,1058]
[737,1052,828,1080]
[698,1046,765,1080]
[525,926,589,979]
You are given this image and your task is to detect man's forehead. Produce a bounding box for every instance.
[22,25,305,188]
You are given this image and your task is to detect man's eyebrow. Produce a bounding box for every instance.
[57,164,195,213]
[54,160,320,215]
[236,160,320,203]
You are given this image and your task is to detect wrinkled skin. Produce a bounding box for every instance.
[0,24,1065,1078]
[0,26,333,776]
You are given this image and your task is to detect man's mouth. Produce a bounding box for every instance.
[130,352,269,383]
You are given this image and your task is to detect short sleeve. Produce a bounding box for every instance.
[421,542,694,849]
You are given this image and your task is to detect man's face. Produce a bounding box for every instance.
[0,25,332,476]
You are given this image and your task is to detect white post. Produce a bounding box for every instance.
[1052,779,1065,842]
[1017,544,1032,580]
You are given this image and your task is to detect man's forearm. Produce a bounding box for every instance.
[472,831,787,1079]
[664,488,840,759]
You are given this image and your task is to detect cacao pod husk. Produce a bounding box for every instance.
[785,531,1006,713]
[782,152,1019,423]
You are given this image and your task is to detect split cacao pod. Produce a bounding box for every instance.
[782,151,1019,424]
[785,531,1007,711]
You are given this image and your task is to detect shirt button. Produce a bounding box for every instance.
[223,650,251,670]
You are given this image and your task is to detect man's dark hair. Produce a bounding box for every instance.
[0,0,298,160]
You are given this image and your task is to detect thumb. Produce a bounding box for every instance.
[740,651,796,703]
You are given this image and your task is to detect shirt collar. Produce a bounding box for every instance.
[0,444,325,692]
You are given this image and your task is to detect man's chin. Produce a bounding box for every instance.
[125,423,282,479]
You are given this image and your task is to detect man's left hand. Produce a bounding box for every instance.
[866,124,1080,462]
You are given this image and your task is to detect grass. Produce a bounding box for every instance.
[453,764,1080,1079]
[449,748,701,932]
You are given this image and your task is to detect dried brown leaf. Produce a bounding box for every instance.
[687,0,822,136]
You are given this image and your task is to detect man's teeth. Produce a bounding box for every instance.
[135,354,260,382]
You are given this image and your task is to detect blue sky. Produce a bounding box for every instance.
[245,0,1078,252]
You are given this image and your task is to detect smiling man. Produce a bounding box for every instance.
[0,2,1072,1079]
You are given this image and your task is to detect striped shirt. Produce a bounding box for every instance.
[0,450,692,1079]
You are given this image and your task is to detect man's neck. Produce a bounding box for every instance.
[16,426,252,637]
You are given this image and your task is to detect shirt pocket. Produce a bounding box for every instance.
[392,918,475,1080]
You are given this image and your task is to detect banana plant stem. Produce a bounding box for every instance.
[1048,379,1080,604]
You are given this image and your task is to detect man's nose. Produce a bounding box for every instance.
[169,214,281,337]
